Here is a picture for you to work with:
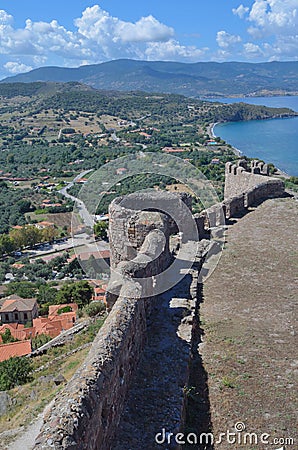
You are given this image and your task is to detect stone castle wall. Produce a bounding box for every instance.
[33,193,179,450]
[33,164,285,449]
[34,281,147,450]
[224,159,284,200]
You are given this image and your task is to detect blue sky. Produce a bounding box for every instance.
[0,1,297,79]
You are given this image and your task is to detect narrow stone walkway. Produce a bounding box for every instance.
[112,249,199,449]
[200,197,298,449]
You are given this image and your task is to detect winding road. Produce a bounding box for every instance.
[59,169,95,230]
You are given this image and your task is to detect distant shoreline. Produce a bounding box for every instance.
[209,122,242,156]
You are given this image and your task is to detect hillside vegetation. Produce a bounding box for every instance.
[2,60,298,97]
[0,81,294,191]
[0,81,294,215]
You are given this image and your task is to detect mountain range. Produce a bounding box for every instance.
[1,59,298,98]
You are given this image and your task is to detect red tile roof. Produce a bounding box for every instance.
[0,324,36,342]
[78,250,110,261]
[48,303,78,316]
[0,340,31,362]
[33,313,75,338]
[94,287,106,295]
[11,263,25,269]
[162,147,185,153]
[35,221,55,227]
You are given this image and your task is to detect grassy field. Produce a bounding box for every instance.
[200,197,297,449]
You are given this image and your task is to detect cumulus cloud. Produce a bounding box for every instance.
[243,42,263,56]
[0,5,209,75]
[248,0,297,35]
[232,5,249,19]
[232,0,298,60]
[4,61,32,74]
[216,31,242,48]
[0,9,13,24]
[145,40,208,61]
[75,6,174,43]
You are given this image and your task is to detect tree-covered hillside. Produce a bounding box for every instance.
[2,60,298,97]
[0,82,295,180]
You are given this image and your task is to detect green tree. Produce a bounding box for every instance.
[84,301,106,317]
[41,226,59,243]
[31,334,52,350]
[9,228,26,250]
[0,357,32,391]
[0,328,18,344]
[55,281,93,308]
[6,153,15,164]
[0,234,15,256]
[4,281,38,299]
[37,284,58,306]
[23,225,42,248]
[94,221,109,240]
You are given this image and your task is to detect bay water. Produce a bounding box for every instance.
[213,96,298,176]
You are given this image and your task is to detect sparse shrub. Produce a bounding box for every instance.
[31,333,52,350]
[84,301,106,317]
[57,306,72,314]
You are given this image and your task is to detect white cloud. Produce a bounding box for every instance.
[232,5,249,19]
[0,9,13,25]
[145,40,208,61]
[4,61,32,74]
[0,4,210,75]
[233,0,298,61]
[116,15,174,43]
[248,0,297,35]
[75,6,174,43]
[243,42,263,56]
[216,31,242,48]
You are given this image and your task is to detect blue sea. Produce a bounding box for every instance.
[212,96,298,176]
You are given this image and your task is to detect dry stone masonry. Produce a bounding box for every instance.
[33,162,285,450]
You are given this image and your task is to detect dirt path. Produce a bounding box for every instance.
[200,197,297,449]
[6,414,44,450]
[0,400,55,450]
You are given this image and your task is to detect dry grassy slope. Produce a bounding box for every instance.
[201,197,297,449]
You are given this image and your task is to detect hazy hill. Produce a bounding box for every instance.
[1,60,298,97]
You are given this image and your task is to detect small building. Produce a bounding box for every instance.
[116,168,128,175]
[0,340,32,362]
[75,178,88,184]
[35,221,55,230]
[92,287,106,303]
[211,158,220,164]
[0,323,36,342]
[0,295,38,325]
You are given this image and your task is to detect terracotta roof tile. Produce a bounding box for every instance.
[0,340,31,362]
[48,303,78,316]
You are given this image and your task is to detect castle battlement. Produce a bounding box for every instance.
[224,159,284,200]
